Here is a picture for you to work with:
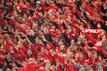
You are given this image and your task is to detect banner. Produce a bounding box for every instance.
[82,29,104,35]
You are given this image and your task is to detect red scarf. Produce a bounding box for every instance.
[84,4,96,16]
[31,45,40,55]
[50,3,58,11]
[35,12,44,19]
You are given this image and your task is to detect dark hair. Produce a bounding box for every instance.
[0,63,3,69]
[88,43,94,47]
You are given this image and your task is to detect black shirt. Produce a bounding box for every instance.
[27,35,36,44]
[45,33,53,43]
[62,33,71,47]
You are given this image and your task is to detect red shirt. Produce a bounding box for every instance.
[26,63,36,71]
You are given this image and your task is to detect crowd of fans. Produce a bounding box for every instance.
[0,0,107,71]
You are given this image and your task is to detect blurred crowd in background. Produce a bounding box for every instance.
[0,0,107,71]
